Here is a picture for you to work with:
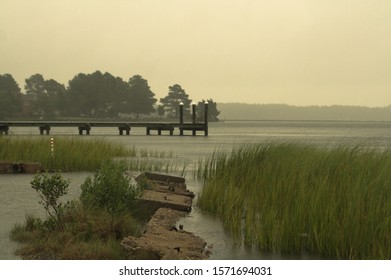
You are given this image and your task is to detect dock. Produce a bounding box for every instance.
[0,103,209,136]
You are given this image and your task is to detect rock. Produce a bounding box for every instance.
[121,208,210,260]
[122,172,210,259]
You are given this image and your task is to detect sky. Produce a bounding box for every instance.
[1,0,390,107]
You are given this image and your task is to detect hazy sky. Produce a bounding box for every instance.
[1,0,390,107]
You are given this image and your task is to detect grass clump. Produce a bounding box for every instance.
[197,142,391,259]
[10,161,143,259]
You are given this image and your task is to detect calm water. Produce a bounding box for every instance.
[1,120,390,259]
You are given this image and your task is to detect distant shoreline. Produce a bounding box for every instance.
[218,103,391,122]
[219,119,391,123]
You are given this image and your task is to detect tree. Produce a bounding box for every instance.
[25,74,66,117]
[197,98,220,122]
[25,73,46,96]
[67,71,128,117]
[25,73,47,116]
[44,79,67,116]
[0,74,21,118]
[126,75,157,119]
[159,84,192,119]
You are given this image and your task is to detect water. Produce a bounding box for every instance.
[0,173,90,260]
[1,120,390,259]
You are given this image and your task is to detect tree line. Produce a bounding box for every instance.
[0,71,220,121]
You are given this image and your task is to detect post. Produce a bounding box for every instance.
[50,137,54,158]
[192,103,197,136]
[204,101,208,136]
[179,102,184,136]
[0,124,9,135]
[39,125,50,135]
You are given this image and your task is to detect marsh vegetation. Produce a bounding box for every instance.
[197,142,391,259]
[5,136,391,259]
[10,161,143,259]
[0,137,182,173]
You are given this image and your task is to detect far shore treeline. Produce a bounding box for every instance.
[0,72,220,121]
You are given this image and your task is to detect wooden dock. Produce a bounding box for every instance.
[0,103,209,136]
[0,121,208,136]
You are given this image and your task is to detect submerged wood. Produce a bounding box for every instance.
[0,162,42,174]
[122,172,209,259]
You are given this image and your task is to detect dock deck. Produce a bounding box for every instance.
[0,121,208,136]
[1,103,210,136]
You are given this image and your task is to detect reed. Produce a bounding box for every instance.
[0,136,136,171]
[0,136,182,173]
[197,142,391,259]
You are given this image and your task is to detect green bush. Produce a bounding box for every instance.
[30,172,71,230]
[80,161,141,218]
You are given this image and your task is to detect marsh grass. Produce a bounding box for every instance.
[0,137,136,171]
[197,142,391,259]
[139,148,173,158]
[0,137,183,173]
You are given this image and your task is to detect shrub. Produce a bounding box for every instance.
[30,172,71,230]
[80,161,141,221]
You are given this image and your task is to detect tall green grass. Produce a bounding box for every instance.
[0,137,183,173]
[197,142,391,259]
[0,137,136,171]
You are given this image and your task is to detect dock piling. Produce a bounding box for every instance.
[39,124,50,135]
[192,103,197,136]
[179,102,184,136]
[204,102,208,136]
